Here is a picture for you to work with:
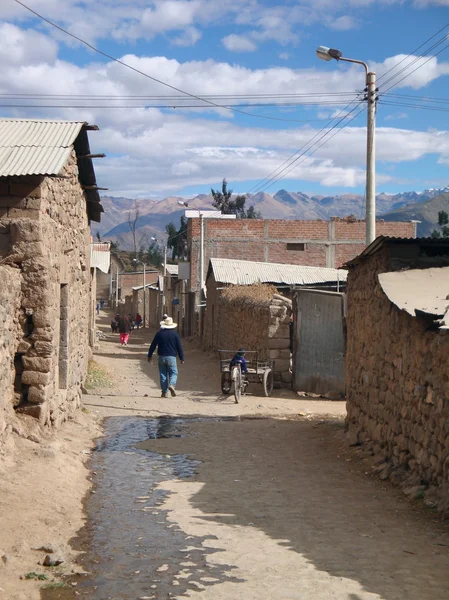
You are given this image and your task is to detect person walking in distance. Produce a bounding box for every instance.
[147,316,184,398]
[118,314,132,346]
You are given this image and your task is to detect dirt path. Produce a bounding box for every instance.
[2,311,449,599]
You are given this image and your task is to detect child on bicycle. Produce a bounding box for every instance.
[229,349,248,373]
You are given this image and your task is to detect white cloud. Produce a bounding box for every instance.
[279,52,289,60]
[384,112,409,121]
[171,26,202,46]
[222,34,257,52]
[0,24,448,195]
[327,15,359,30]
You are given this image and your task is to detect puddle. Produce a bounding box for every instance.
[41,416,241,600]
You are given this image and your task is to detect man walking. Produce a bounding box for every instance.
[148,316,184,398]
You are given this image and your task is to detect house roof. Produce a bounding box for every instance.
[378,266,449,329]
[208,257,347,286]
[165,264,179,276]
[91,242,111,274]
[345,236,449,266]
[0,118,104,222]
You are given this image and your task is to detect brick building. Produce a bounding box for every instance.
[187,217,417,293]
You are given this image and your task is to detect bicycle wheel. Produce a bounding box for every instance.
[263,369,274,397]
[231,365,242,404]
[221,372,232,395]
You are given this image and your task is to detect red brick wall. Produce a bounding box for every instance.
[187,218,416,291]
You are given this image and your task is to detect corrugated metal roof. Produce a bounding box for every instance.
[91,242,111,274]
[0,119,86,176]
[378,267,449,318]
[209,258,347,286]
[346,236,449,266]
[165,264,179,276]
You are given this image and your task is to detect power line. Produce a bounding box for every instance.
[0,92,361,99]
[381,100,449,113]
[11,0,357,126]
[376,21,449,84]
[256,106,366,194]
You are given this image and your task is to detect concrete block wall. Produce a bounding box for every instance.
[346,247,449,510]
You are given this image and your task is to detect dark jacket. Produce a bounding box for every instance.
[148,328,184,361]
[118,316,131,334]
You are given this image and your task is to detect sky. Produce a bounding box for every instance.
[1,0,449,199]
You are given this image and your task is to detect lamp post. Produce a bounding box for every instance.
[133,258,146,327]
[151,236,168,318]
[316,46,377,245]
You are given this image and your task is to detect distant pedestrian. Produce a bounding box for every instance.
[135,313,142,329]
[96,302,100,316]
[148,316,184,398]
[118,314,132,346]
[100,297,105,309]
[111,319,118,333]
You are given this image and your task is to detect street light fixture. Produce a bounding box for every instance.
[316,45,377,245]
[133,258,147,327]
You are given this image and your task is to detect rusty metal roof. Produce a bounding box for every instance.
[208,258,347,286]
[0,119,87,176]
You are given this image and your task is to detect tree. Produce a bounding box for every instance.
[127,200,141,258]
[145,241,164,268]
[166,216,188,261]
[211,178,262,219]
[431,210,449,238]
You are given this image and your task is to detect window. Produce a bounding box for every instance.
[286,243,306,251]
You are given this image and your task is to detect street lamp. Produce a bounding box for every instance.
[177,200,189,207]
[316,46,377,245]
[133,258,147,327]
[151,236,168,317]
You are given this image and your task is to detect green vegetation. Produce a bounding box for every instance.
[211,178,262,219]
[84,360,114,390]
[431,210,449,238]
[24,572,49,581]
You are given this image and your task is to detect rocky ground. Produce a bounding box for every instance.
[1,310,448,599]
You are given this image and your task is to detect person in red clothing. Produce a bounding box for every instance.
[118,314,131,346]
[147,316,184,398]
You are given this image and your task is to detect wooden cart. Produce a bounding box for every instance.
[218,350,275,403]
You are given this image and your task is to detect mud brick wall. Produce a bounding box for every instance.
[0,150,92,430]
[346,247,449,509]
[203,285,292,385]
[187,218,416,293]
[0,265,22,456]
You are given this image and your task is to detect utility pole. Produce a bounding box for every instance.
[115,269,119,307]
[199,213,205,337]
[316,46,377,245]
[365,71,377,245]
[143,262,146,328]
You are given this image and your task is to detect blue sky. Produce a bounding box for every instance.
[1,0,449,198]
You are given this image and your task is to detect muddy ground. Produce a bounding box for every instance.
[1,311,449,599]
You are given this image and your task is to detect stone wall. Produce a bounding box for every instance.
[0,265,22,456]
[0,150,92,430]
[203,283,292,385]
[346,247,449,509]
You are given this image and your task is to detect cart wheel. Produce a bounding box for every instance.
[231,366,242,404]
[263,369,274,397]
[221,372,231,395]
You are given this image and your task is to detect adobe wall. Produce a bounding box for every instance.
[0,150,92,430]
[187,218,416,293]
[346,249,449,509]
[0,265,22,456]
[203,284,292,385]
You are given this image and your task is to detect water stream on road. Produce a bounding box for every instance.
[41,416,241,600]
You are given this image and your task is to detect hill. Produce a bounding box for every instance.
[381,191,449,237]
[96,186,449,249]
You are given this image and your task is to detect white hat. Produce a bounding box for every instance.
[160,316,177,329]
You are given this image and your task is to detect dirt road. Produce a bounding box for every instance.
[2,311,449,599]
[77,314,449,600]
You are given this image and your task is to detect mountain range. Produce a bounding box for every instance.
[95,186,449,249]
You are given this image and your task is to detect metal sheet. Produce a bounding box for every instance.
[165,264,179,275]
[0,119,85,176]
[210,257,347,286]
[378,267,449,317]
[91,243,111,274]
[293,290,346,396]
